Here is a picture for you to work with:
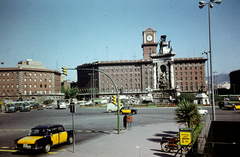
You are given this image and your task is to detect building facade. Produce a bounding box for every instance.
[77,27,207,103]
[174,57,206,93]
[229,69,240,94]
[0,59,64,103]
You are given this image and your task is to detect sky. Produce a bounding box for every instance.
[0,0,239,81]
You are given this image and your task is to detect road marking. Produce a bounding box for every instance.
[76,130,111,133]
[0,149,17,152]
[1,147,9,149]
[59,149,66,151]
[47,152,58,154]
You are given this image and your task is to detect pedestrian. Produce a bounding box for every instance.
[123,115,127,130]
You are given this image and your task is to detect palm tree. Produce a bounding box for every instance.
[175,99,201,128]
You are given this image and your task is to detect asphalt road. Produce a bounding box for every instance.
[0,106,239,157]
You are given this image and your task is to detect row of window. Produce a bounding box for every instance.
[175,71,203,75]
[175,66,203,70]
[176,82,204,86]
[102,78,141,83]
[0,78,52,83]
[0,72,52,77]
[179,86,203,92]
[0,90,52,95]
[102,73,141,78]
[101,88,141,93]
[102,68,141,73]
[0,84,52,89]
[175,76,203,81]
[102,83,141,88]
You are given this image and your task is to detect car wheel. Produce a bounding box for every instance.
[68,136,73,144]
[108,109,112,113]
[43,144,51,153]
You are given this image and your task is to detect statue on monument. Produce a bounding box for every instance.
[159,35,173,54]
[159,65,167,90]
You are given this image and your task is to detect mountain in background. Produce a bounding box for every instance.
[206,73,230,84]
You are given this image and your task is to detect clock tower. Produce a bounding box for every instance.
[141,27,158,58]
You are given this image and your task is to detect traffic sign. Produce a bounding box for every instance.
[179,128,193,147]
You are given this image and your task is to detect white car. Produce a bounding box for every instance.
[58,102,67,109]
[46,104,53,109]
[198,107,208,115]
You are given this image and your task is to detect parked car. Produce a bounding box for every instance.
[38,105,44,110]
[20,103,31,112]
[5,103,16,113]
[57,102,67,109]
[46,104,53,109]
[107,103,123,113]
[120,106,138,114]
[14,124,73,153]
[85,100,93,105]
[218,101,229,109]
[198,107,208,115]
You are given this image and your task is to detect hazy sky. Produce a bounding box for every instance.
[0,0,239,81]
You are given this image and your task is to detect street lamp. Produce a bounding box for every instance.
[88,73,93,104]
[202,51,210,105]
[213,71,217,95]
[199,0,221,121]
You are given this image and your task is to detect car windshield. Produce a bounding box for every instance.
[7,104,15,107]
[29,128,48,136]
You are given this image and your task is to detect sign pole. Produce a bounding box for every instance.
[72,111,75,153]
[70,99,75,153]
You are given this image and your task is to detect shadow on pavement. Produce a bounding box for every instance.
[151,149,175,157]
[148,130,179,156]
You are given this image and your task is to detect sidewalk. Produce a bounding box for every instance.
[55,123,187,157]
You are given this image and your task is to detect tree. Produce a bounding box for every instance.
[87,88,99,95]
[175,93,196,104]
[175,99,201,128]
[43,99,54,104]
[61,86,79,99]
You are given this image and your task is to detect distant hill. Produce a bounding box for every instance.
[206,73,230,84]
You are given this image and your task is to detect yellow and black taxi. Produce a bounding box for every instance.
[14,124,73,153]
[120,106,138,114]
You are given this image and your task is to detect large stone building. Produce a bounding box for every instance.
[77,27,206,103]
[0,59,64,104]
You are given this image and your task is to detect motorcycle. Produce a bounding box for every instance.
[161,137,180,152]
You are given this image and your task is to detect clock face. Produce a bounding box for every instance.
[147,35,153,41]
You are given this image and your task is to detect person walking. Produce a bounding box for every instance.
[123,115,127,130]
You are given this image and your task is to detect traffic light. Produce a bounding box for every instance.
[70,103,76,113]
[111,95,116,105]
[62,67,67,76]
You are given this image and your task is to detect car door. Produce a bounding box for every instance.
[50,127,59,145]
[58,126,68,143]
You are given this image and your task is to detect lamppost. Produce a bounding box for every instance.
[88,73,93,104]
[199,0,221,121]
[202,51,210,105]
[213,71,217,95]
